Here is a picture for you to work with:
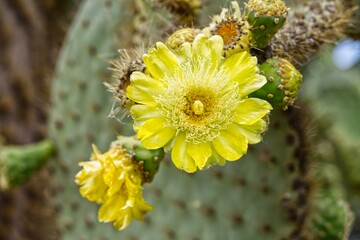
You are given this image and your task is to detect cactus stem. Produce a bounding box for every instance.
[0,139,55,190]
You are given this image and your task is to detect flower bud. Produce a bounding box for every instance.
[166,28,199,50]
[246,0,288,49]
[250,57,302,110]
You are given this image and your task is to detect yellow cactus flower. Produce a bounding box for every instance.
[75,144,152,230]
[126,34,272,173]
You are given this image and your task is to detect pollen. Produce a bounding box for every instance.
[157,60,239,143]
[183,86,215,122]
[192,100,204,115]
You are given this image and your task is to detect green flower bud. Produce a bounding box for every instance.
[246,0,288,49]
[250,57,302,110]
[114,136,165,183]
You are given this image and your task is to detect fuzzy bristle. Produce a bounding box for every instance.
[153,0,201,26]
[270,0,358,67]
[107,48,145,114]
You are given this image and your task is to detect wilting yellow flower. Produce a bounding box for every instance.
[75,158,107,203]
[126,34,272,173]
[75,144,152,230]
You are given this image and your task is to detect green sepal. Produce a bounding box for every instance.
[0,139,55,189]
[250,57,302,110]
[114,136,164,183]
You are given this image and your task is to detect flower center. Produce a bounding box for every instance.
[192,100,204,115]
[216,22,238,45]
[158,60,241,143]
[182,86,216,124]
[213,19,245,47]
[212,19,249,52]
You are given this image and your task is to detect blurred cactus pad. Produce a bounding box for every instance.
[0,0,359,240]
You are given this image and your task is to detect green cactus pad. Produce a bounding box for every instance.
[47,0,136,239]
[0,140,54,189]
[246,0,287,49]
[250,57,302,110]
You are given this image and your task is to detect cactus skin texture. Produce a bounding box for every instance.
[250,57,302,110]
[246,0,288,49]
[47,0,136,239]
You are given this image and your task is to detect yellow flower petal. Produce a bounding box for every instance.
[212,124,248,161]
[238,74,267,96]
[207,35,224,69]
[98,193,127,222]
[206,149,227,167]
[186,142,212,169]
[234,98,272,125]
[237,119,267,144]
[113,208,132,231]
[154,42,181,68]
[175,42,192,64]
[192,34,223,71]
[142,54,166,79]
[126,72,165,106]
[131,194,153,220]
[223,51,267,96]
[223,51,256,79]
[130,104,161,122]
[102,163,120,196]
[114,208,132,231]
[137,118,176,149]
[192,34,209,59]
[143,42,181,79]
[171,132,197,173]
[76,161,107,203]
